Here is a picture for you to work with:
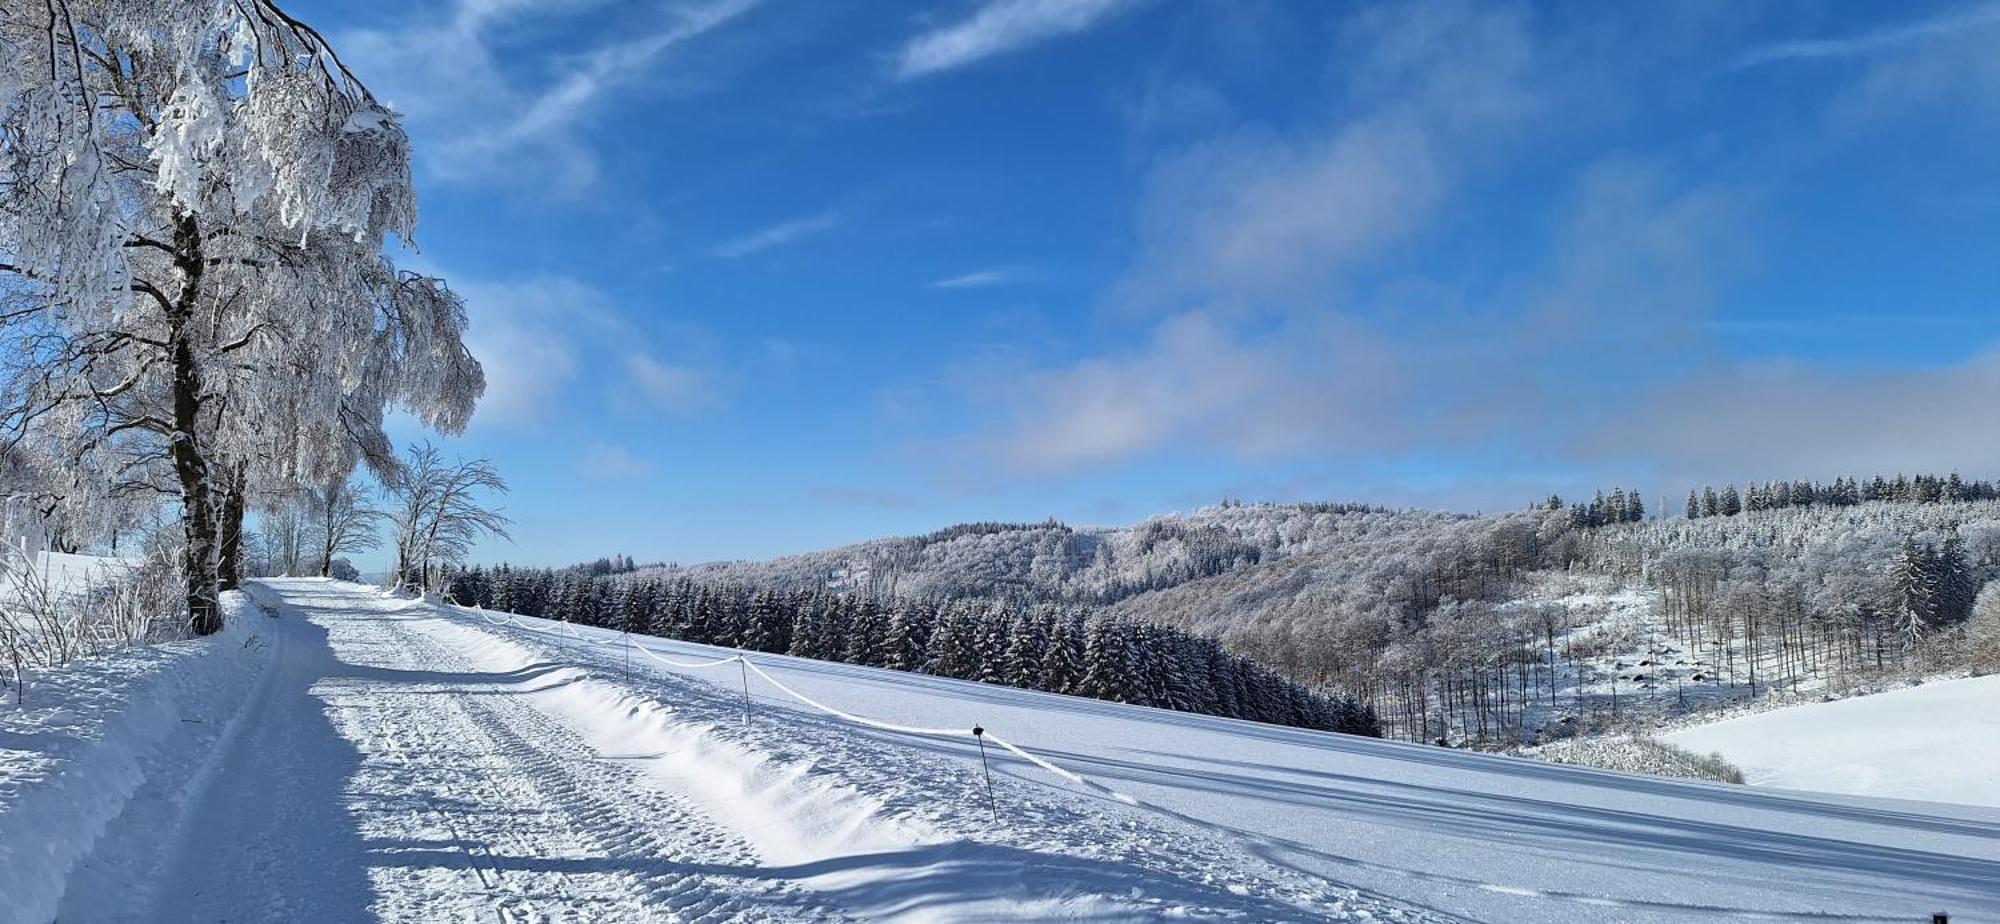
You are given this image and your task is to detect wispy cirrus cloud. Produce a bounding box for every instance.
[1732,3,2000,68]
[928,269,1017,289]
[1114,0,1542,314]
[1732,3,2000,124]
[711,213,842,258]
[896,0,1142,80]
[340,0,761,192]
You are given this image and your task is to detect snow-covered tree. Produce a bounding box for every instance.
[305,476,380,578]
[1968,581,2000,672]
[0,1,482,633]
[386,444,509,591]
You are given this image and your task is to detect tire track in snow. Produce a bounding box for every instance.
[355,603,843,922]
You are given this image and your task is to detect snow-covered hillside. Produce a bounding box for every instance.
[1665,674,2000,808]
[6,579,1994,922]
[640,503,1467,606]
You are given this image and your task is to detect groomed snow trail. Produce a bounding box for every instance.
[88,580,843,923]
[55,579,1413,922]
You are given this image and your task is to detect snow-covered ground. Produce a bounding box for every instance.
[0,548,137,604]
[1665,674,2000,808]
[5,579,1998,922]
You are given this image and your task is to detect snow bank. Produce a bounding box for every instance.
[1665,673,2000,807]
[0,592,272,924]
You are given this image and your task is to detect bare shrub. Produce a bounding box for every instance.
[0,544,186,703]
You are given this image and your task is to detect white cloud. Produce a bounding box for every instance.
[1115,0,1542,313]
[1732,4,2000,123]
[949,156,1756,476]
[453,276,726,429]
[929,269,1016,289]
[339,0,760,191]
[1733,4,2000,68]
[457,277,609,430]
[896,0,1141,80]
[578,443,658,480]
[1590,348,2000,486]
[711,213,841,258]
[627,353,720,415]
[971,311,1407,472]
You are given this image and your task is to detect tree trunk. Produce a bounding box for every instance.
[216,463,246,591]
[318,485,339,577]
[169,215,220,636]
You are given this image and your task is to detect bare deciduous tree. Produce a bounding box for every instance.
[307,476,381,579]
[387,444,510,593]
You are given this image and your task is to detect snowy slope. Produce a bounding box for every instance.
[452,591,2000,922]
[7,580,1998,923]
[1665,674,2000,808]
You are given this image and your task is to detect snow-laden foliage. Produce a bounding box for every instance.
[1524,735,1744,785]
[0,1,483,631]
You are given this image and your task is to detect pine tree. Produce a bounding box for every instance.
[740,589,778,652]
[1001,609,1049,687]
[881,602,929,671]
[1041,612,1086,694]
[1719,484,1742,516]
[1936,536,1975,625]
[1078,619,1129,701]
[1685,490,1701,520]
[1890,537,1938,643]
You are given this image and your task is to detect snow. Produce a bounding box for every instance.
[1665,673,2000,808]
[0,548,137,605]
[4,579,1998,922]
[0,590,265,924]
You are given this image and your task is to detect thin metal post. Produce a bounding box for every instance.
[972,725,997,821]
[738,657,751,725]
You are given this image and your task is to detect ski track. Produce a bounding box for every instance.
[53,578,1429,922]
[107,581,841,923]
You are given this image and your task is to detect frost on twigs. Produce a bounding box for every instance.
[0,1,483,631]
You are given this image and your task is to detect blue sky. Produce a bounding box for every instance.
[296,0,2000,568]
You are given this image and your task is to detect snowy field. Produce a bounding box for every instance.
[4,579,1998,922]
[1665,674,2000,808]
[0,549,136,605]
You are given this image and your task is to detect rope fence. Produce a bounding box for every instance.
[443,600,1145,814]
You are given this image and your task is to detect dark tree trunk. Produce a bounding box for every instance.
[217,463,246,591]
[169,215,220,636]
[318,486,337,577]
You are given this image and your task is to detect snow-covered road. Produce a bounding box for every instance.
[44,580,1423,922]
[21,579,2000,922]
[72,580,845,922]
